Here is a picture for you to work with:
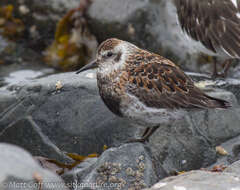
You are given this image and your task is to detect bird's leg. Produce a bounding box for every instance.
[221,59,232,78]
[211,57,219,79]
[141,127,150,139]
[212,58,232,78]
[141,126,159,142]
[126,126,159,143]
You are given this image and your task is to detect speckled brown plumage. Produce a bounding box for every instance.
[97,38,121,54]
[76,38,231,142]
[124,49,230,110]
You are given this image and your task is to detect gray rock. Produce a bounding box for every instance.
[86,0,212,71]
[208,135,240,167]
[0,143,67,190]
[0,70,239,175]
[0,70,135,157]
[0,116,71,162]
[63,143,165,190]
[224,160,240,175]
[145,170,240,190]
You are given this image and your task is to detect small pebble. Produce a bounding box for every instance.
[55,81,63,90]
[216,146,228,156]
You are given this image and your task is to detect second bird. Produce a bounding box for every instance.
[174,0,240,78]
[76,38,230,142]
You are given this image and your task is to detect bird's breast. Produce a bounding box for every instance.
[97,74,125,117]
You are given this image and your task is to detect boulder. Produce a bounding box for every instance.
[0,117,71,162]
[0,143,67,190]
[0,70,135,158]
[145,170,240,190]
[224,160,240,175]
[63,143,166,190]
[146,159,240,190]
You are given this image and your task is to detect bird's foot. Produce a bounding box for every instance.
[124,126,159,144]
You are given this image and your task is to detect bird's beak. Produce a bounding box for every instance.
[76,59,97,74]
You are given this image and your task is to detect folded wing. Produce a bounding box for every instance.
[174,0,240,58]
[126,56,230,109]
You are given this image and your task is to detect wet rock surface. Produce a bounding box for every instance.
[0,143,67,190]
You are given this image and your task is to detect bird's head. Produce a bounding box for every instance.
[76,38,136,75]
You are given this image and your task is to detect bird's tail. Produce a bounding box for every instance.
[204,95,231,109]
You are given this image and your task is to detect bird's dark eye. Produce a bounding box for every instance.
[107,52,113,57]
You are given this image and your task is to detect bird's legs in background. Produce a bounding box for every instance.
[212,58,232,78]
[222,59,233,77]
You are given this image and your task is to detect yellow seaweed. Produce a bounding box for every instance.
[0,4,25,40]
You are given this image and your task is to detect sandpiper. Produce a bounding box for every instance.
[174,0,240,78]
[76,38,230,142]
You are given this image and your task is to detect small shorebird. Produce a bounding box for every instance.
[76,38,230,142]
[174,0,240,78]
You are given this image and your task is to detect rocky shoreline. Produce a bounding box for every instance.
[1,0,240,189]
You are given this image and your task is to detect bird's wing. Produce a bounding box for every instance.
[125,54,229,109]
[174,0,240,57]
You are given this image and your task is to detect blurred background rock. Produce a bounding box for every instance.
[1,0,236,74]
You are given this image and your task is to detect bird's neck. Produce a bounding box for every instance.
[96,67,123,87]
